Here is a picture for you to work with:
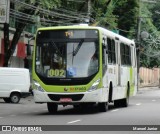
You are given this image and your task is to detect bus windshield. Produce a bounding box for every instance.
[35,29,99,78]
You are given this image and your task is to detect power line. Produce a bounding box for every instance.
[10,8,79,26]
[11,0,88,21]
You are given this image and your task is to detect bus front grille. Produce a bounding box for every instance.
[48,94,84,101]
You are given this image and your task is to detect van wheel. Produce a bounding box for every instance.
[3,98,11,103]
[98,102,108,112]
[47,103,58,114]
[10,93,20,103]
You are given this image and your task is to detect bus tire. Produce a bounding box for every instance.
[47,103,58,114]
[114,85,130,107]
[121,88,130,107]
[114,100,120,107]
[98,102,108,112]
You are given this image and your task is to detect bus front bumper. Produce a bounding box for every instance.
[33,88,108,104]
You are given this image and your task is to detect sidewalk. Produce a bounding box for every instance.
[139,82,160,88]
[139,84,159,92]
[139,86,159,90]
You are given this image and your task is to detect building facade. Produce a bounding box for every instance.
[0,25,34,71]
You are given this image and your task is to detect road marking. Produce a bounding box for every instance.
[67,120,81,124]
[136,103,142,106]
[152,100,156,102]
[111,109,119,112]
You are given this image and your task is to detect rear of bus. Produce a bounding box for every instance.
[32,26,108,113]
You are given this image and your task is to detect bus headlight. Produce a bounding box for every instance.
[33,81,45,92]
[88,79,100,92]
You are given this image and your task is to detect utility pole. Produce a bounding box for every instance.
[87,0,91,16]
[87,0,91,23]
[136,0,142,91]
[136,0,156,90]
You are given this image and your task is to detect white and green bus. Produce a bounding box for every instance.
[32,25,137,113]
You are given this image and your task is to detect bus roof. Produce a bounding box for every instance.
[37,25,135,46]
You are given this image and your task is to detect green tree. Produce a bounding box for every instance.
[3,0,61,67]
[113,0,139,38]
[91,0,117,29]
[4,0,160,68]
[139,2,160,68]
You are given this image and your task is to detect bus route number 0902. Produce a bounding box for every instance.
[48,69,65,77]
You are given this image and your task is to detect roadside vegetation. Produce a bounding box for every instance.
[3,0,160,68]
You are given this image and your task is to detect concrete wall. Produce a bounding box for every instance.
[139,67,160,86]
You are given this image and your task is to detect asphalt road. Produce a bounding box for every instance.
[0,87,160,134]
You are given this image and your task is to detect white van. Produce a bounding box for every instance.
[0,67,31,103]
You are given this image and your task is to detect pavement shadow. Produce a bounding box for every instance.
[35,103,116,116]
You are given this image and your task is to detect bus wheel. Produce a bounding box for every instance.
[114,88,129,107]
[10,93,20,103]
[98,102,108,112]
[47,103,58,114]
[121,90,129,107]
[121,86,130,107]
[3,98,11,103]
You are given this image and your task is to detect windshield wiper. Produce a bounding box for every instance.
[72,39,84,56]
[50,41,62,57]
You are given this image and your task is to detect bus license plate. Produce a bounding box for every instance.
[60,98,72,102]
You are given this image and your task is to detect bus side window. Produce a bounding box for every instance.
[120,43,125,65]
[111,39,116,64]
[102,38,106,65]
[120,43,131,66]
[107,38,112,64]
[102,37,107,74]
[127,45,131,66]
[107,38,116,64]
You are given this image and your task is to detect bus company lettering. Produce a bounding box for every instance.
[64,87,69,92]
[68,87,86,91]
[64,87,86,92]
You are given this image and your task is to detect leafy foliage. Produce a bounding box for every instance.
[3,0,160,68]
[139,2,160,67]
[91,0,118,29]
[113,0,139,38]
